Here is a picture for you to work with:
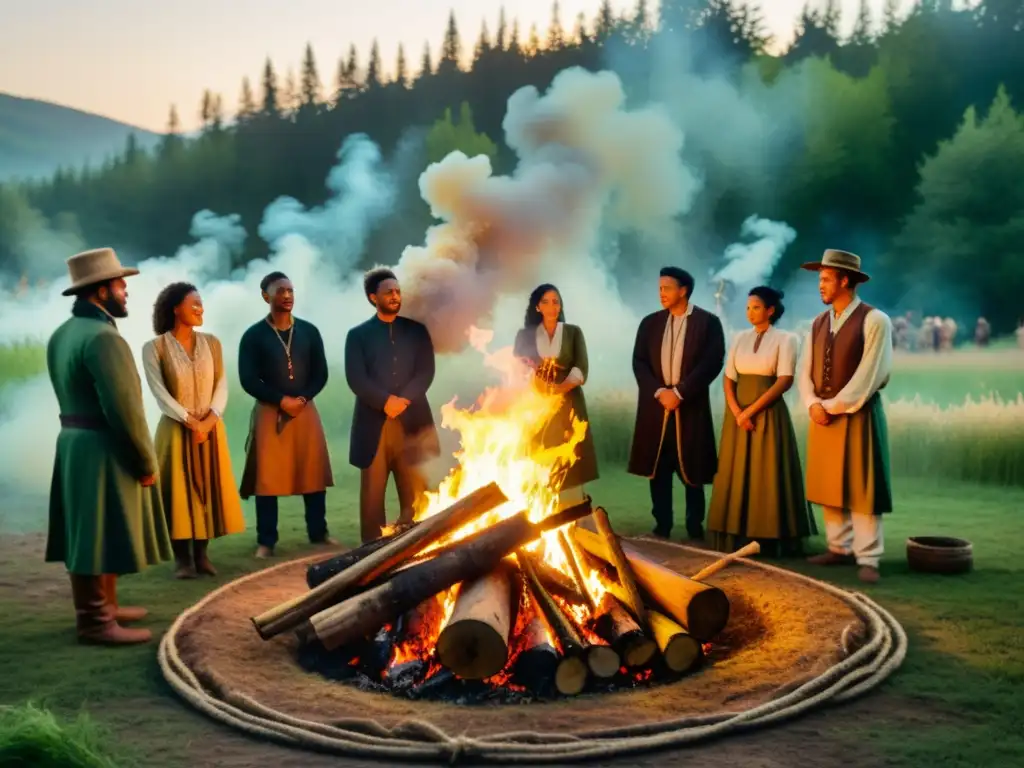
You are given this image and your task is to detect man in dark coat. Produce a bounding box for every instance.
[628,266,725,540]
[344,268,440,543]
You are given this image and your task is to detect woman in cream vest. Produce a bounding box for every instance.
[142,282,245,578]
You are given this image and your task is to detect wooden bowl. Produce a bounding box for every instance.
[906,536,973,575]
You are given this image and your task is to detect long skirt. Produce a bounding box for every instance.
[239,401,334,499]
[706,374,817,556]
[154,416,246,541]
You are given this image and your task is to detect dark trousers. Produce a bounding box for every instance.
[255,492,328,548]
[650,430,706,537]
[360,419,427,544]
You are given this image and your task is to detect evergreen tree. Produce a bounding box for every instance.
[261,58,280,117]
[851,0,873,44]
[394,43,409,88]
[300,42,321,107]
[526,23,542,56]
[366,39,383,88]
[417,41,434,80]
[547,2,566,50]
[439,10,462,74]
[474,20,492,63]
[495,6,508,50]
[237,77,257,121]
[595,0,616,41]
[882,0,903,33]
[573,12,590,46]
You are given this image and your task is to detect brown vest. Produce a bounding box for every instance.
[810,302,886,399]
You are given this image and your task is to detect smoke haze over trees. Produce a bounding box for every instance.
[1,0,1023,332]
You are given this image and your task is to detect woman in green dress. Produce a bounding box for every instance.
[707,286,817,556]
[513,284,599,508]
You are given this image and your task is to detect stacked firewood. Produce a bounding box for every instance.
[249,481,741,697]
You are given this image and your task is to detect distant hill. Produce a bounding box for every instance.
[0,93,163,182]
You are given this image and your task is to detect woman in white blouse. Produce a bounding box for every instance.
[142,283,245,578]
[513,284,598,509]
[706,286,817,556]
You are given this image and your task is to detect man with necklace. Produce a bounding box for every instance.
[627,266,726,541]
[238,271,336,558]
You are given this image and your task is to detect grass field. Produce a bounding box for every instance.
[1,343,1023,766]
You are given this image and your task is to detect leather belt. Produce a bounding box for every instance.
[59,414,106,430]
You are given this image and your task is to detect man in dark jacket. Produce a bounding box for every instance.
[344,268,439,543]
[627,266,725,540]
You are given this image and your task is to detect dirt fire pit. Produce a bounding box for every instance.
[158,536,906,763]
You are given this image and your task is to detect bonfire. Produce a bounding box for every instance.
[249,331,741,701]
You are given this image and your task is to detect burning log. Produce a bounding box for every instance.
[305,523,417,589]
[531,554,587,604]
[557,529,597,611]
[510,614,559,694]
[297,503,593,652]
[591,508,648,628]
[573,524,730,641]
[591,592,656,668]
[437,562,515,680]
[647,610,703,674]
[520,556,619,692]
[253,482,509,640]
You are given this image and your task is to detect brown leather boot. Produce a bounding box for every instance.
[193,539,217,576]
[102,574,148,623]
[807,551,856,566]
[172,540,197,579]
[69,573,151,646]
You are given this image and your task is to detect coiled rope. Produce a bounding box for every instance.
[157,540,907,763]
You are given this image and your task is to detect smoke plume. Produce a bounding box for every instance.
[712,216,797,289]
[396,67,701,354]
[0,69,707,500]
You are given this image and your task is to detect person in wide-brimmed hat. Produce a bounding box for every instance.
[795,249,894,584]
[45,248,173,645]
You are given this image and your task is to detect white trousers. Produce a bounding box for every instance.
[822,506,884,567]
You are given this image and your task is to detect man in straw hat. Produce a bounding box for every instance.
[45,248,172,645]
[796,249,894,584]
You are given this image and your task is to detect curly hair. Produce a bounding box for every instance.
[152,282,199,335]
[363,267,397,299]
[748,285,786,325]
[523,283,565,328]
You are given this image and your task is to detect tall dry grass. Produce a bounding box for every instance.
[2,340,1022,487]
[585,390,1024,488]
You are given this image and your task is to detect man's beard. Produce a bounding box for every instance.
[101,294,128,318]
[379,303,401,316]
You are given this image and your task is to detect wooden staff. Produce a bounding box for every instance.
[689,541,761,582]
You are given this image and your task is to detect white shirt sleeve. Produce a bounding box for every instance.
[796,330,820,410]
[724,335,739,382]
[822,310,894,415]
[142,340,189,423]
[566,367,585,385]
[210,367,228,417]
[777,332,798,377]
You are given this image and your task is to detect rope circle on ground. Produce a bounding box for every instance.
[157,539,907,763]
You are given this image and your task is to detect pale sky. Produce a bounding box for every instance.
[2,0,893,132]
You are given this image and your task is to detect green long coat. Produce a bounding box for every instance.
[45,300,172,575]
